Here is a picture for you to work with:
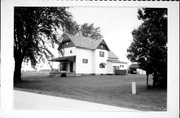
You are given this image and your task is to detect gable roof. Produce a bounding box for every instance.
[107,51,128,64]
[61,33,109,50]
[108,51,120,63]
[108,51,119,59]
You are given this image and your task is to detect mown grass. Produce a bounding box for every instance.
[15,72,167,111]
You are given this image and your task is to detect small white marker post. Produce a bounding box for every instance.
[132,82,136,95]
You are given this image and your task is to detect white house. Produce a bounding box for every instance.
[50,33,127,76]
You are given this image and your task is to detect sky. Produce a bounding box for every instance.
[68,7,143,63]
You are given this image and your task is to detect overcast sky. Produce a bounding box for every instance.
[68,7,143,63]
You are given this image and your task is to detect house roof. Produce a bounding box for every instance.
[62,33,109,50]
[108,51,119,59]
[49,56,76,62]
[107,59,121,63]
[108,51,128,64]
[107,59,127,64]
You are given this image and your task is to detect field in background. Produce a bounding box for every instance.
[15,72,167,111]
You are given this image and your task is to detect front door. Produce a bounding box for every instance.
[70,62,73,72]
[61,63,67,71]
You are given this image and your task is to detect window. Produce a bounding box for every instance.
[120,65,124,68]
[114,66,119,70]
[66,42,69,45]
[99,63,105,68]
[100,45,104,48]
[99,51,104,57]
[70,50,72,53]
[82,59,88,64]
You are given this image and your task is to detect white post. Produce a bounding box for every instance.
[132,82,136,95]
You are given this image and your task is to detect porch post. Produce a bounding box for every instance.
[67,62,70,72]
[59,62,61,72]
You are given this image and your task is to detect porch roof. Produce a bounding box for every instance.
[129,64,139,69]
[49,56,76,62]
[107,59,128,64]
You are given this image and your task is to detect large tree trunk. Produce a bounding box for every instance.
[146,73,149,88]
[14,59,23,84]
[153,72,158,87]
[14,50,24,84]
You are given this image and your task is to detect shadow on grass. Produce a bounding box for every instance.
[15,80,43,85]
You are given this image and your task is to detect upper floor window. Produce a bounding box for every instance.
[99,51,104,57]
[82,59,88,64]
[70,50,72,53]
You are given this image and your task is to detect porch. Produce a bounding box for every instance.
[49,56,76,77]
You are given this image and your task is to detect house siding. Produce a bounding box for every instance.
[76,48,93,74]
[92,50,96,74]
[107,62,128,74]
[94,49,108,74]
[63,47,76,57]
[58,47,76,73]
[119,63,128,70]
[107,61,113,74]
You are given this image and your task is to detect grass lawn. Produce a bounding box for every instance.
[14,72,167,111]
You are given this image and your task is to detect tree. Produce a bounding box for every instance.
[65,23,103,40]
[14,7,76,83]
[79,23,103,40]
[127,8,167,88]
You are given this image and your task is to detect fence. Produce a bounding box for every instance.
[115,70,127,75]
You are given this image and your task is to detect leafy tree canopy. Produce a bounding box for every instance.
[127,8,167,88]
[65,22,103,40]
[79,23,103,40]
[14,7,76,83]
